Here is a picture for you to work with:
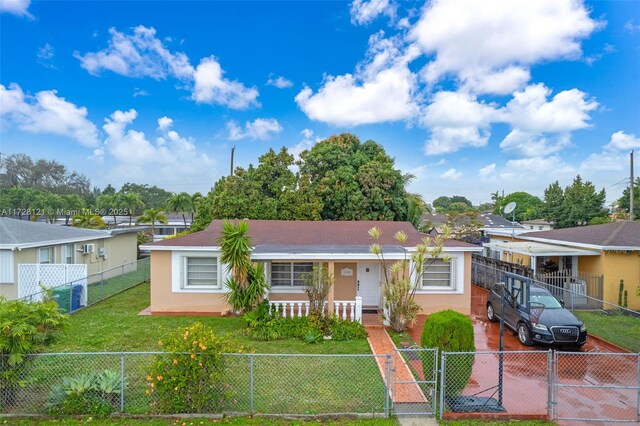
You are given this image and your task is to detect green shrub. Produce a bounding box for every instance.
[303,328,323,344]
[332,319,368,341]
[47,370,124,417]
[0,296,68,409]
[421,310,475,397]
[147,322,249,413]
[244,300,281,341]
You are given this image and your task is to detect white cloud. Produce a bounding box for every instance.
[604,131,640,151]
[580,152,627,172]
[0,83,99,147]
[157,116,173,131]
[422,90,497,155]
[625,20,640,33]
[132,88,149,97]
[75,26,194,80]
[76,25,258,109]
[101,110,214,183]
[478,163,496,178]
[192,57,259,109]
[0,0,32,17]
[503,84,597,133]
[410,0,600,94]
[296,32,419,126]
[499,156,575,183]
[300,128,314,139]
[226,118,283,141]
[497,83,597,156]
[350,0,396,25]
[288,129,323,163]
[37,43,56,68]
[267,75,293,89]
[440,168,462,180]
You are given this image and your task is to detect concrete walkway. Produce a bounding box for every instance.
[365,326,428,405]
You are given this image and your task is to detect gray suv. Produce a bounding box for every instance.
[487,283,587,348]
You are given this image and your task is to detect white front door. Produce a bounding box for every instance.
[357,262,380,306]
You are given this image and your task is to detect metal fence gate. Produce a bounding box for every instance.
[391,347,438,416]
[554,351,640,423]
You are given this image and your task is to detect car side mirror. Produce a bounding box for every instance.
[510,298,519,309]
[559,299,565,307]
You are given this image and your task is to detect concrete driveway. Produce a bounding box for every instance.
[405,285,637,424]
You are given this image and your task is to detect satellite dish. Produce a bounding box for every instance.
[504,202,516,215]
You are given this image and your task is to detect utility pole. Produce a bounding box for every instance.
[631,150,635,221]
[230,146,235,177]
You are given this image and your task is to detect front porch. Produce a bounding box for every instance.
[265,259,392,324]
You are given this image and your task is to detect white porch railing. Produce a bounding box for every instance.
[268,297,363,323]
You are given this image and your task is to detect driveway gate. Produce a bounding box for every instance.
[554,351,640,423]
[391,347,438,416]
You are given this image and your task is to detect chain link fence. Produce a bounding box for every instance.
[20,258,150,313]
[439,350,640,423]
[0,352,389,417]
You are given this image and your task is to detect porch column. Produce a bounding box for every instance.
[327,261,335,314]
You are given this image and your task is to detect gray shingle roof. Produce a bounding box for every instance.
[520,221,640,249]
[149,219,481,251]
[0,217,112,249]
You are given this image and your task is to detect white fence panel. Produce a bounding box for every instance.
[18,264,88,303]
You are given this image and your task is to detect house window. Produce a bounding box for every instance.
[271,262,314,286]
[39,247,54,264]
[184,257,218,288]
[421,258,454,289]
[64,244,74,264]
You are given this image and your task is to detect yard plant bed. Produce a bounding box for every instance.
[574,310,640,352]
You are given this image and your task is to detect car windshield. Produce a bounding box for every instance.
[530,292,562,309]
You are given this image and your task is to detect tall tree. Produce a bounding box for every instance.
[136,208,168,234]
[493,192,542,222]
[432,196,473,213]
[617,177,640,220]
[120,192,145,226]
[166,192,193,228]
[119,183,172,209]
[559,175,608,228]
[299,133,407,220]
[541,181,564,225]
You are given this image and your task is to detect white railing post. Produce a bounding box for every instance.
[305,301,310,316]
[297,302,302,317]
[349,302,355,321]
[290,302,294,318]
[355,296,363,323]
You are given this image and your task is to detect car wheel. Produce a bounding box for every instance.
[517,322,532,346]
[487,303,498,322]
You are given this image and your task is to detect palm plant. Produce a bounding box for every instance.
[190,192,203,223]
[166,192,193,228]
[219,220,268,313]
[120,192,145,226]
[136,208,168,234]
[71,212,106,229]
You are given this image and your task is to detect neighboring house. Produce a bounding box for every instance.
[0,218,138,300]
[141,220,481,318]
[483,221,640,309]
[521,218,554,231]
[149,213,192,241]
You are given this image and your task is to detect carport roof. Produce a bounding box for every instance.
[484,241,600,257]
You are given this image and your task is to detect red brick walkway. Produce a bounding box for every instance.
[366,326,427,404]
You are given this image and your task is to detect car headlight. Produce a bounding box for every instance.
[580,323,586,332]
[532,323,548,331]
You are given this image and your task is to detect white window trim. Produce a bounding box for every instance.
[64,244,75,264]
[38,246,55,264]
[414,254,464,295]
[171,251,225,293]
[269,261,315,293]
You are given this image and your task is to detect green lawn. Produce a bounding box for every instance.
[574,310,640,352]
[51,282,371,354]
[12,283,386,417]
[86,259,150,306]
[440,421,554,426]
[4,418,398,426]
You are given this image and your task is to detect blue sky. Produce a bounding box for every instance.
[1,0,639,205]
